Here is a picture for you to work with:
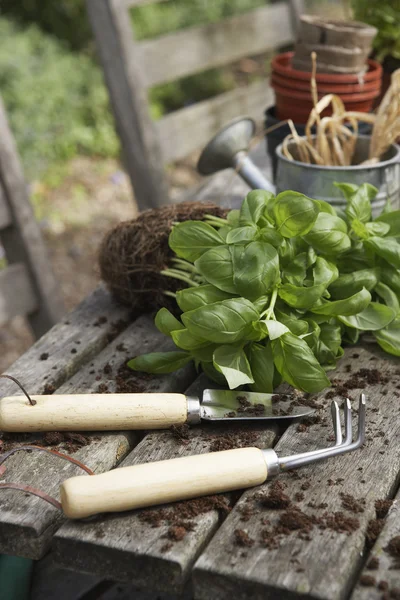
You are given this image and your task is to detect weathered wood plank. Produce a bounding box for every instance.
[157,80,273,163]
[193,344,400,600]
[0,314,195,559]
[0,185,12,230]
[86,0,170,210]
[0,263,37,325]
[139,3,294,87]
[52,373,277,594]
[351,490,400,600]
[0,97,64,336]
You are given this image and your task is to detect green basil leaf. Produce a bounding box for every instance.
[227,209,240,227]
[303,213,351,255]
[274,308,309,336]
[169,221,225,261]
[232,241,280,300]
[259,226,283,247]
[339,302,396,330]
[374,317,400,356]
[352,218,370,239]
[262,320,290,340]
[171,329,209,351]
[364,236,400,268]
[155,308,184,337]
[226,225,258,244]
[316,322,342,364]
[128,351,192,374]
[239,190,270,225]
[253,295,269,313]
[201,361,227,385]
[316,199,337,215]
[182,298,259,344]
[375,210,400,237]
[334,182,359,203]
[344,182,377,223]
[278,282,326,310]
[191,344,218,362]
[176,284,232,312]
[311,287,371,316]
[195,245,236,293]
[302,319,321,351]
[375,282,400,314]
[272,333,330,393]
[213,344,254,389]
[366,221,390,237]
[329,268,379,299]
[282,253,308,286]
[342,325,360,344]
[247,342,274,392]
[381,264,400,296]
[273,191,319,238]
[313,257,339,286]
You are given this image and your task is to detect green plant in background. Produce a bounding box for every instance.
[0,18,119,179]
[351,1,400,62]
[130,185,400,393]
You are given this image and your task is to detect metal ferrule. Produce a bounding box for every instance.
[186,396,201,425]
[261,448,280,478]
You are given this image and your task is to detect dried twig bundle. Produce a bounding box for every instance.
[369,69,400,160]
[282,52,376,166]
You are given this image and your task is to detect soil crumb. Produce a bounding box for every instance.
[209,430,260,453]
[359,574,376,587]
[256,481,291,510]
[375,499,393,519]
[234,529,254,547]
[340,492,365,514]
[366,519,385,550]
[367,556,380,570]
[170,424,190,445]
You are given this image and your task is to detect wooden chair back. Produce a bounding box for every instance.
[86,0,304,211]
[0,98,64,339]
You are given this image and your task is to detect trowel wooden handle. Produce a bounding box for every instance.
[60,447,268,519]
[0,393,188,432]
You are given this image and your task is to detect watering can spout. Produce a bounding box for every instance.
[197,117,276,194]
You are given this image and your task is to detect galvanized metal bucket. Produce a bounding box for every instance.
[275,135,400,217]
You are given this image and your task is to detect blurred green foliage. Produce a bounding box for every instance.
[351,1,400,62]
[0,0,266,177]
[0,18,119,178]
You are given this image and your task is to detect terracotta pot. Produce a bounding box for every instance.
[292,15,377,74]
[271,52,382,123]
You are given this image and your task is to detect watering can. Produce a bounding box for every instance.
[197,117,400,216]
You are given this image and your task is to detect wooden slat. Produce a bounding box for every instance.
[351,488,400,600]
[0,314,195,559]
[193,344,400,600]
[139,3,294,87]
[0,98,64,336]
[0,263,37,324]
[0,186,11,230]
[157,79,273,163]
[86,0,170,210]
[52,372,276,593]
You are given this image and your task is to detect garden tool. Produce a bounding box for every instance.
[197,117,400,215]
[60,394,365,518]
[0,381,315,432]
[0,395,365,518]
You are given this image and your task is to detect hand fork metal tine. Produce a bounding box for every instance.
[266,394,366,474]
[331,400,342,446]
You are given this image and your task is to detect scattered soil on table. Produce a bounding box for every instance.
[41,431,91,453]
[359,574,376,587]
[170,424,190,445]
[375,499,393,519]
[366,519,385,550]
[234,529,254,547]
[99,201,227,315]
[256,481,291,510]
[331,367,388,399]
[138,494,231,551]
[385,536,400,563]
[340,492,365,514]
[208,430,260,453]
[367,556,380,570]
[114,362,153,394]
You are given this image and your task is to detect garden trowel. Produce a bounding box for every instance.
[0,388,314,432]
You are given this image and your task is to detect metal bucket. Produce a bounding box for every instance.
[275,135,400,217]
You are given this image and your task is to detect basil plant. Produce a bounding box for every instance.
[129,185,400,393]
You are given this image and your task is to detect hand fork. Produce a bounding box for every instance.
[59,394,365,519]
[0,395,366,519]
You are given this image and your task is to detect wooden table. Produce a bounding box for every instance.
[1,147,400,600]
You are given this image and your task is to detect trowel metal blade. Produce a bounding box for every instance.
[200,389,315,421]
